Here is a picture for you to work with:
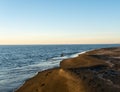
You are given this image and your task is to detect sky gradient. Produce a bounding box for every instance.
[0,0,120,44]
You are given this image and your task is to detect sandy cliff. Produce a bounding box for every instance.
[16,47,120,92]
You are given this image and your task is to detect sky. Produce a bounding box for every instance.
[0,0,120,44]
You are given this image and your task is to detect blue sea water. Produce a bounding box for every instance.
[0,44,120,92]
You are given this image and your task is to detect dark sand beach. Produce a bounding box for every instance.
[16,47,120,92]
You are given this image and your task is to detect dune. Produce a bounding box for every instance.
[16,68,88,92]
[16,47,120,92]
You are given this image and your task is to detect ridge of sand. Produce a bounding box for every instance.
[16,47,120,92]
[16,68,87,92]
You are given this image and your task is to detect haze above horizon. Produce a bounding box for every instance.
[0,0,120,44]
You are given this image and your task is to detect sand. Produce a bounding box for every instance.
[16,47,120,92]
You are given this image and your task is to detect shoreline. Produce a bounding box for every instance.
[15,50,89,91]
[16,47,120,92]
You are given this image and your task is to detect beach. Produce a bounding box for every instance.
[16,47,120,92]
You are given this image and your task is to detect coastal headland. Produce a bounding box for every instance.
[16,47,120,92]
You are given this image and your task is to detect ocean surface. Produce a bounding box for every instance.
[0,44,120,92]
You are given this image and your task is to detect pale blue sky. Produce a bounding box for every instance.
[0,0,120,44]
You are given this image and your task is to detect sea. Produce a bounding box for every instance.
[0,44,120,92]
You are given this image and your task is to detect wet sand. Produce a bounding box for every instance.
[16,47,120,92]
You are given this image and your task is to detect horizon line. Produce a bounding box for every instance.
[0,43,120,46]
